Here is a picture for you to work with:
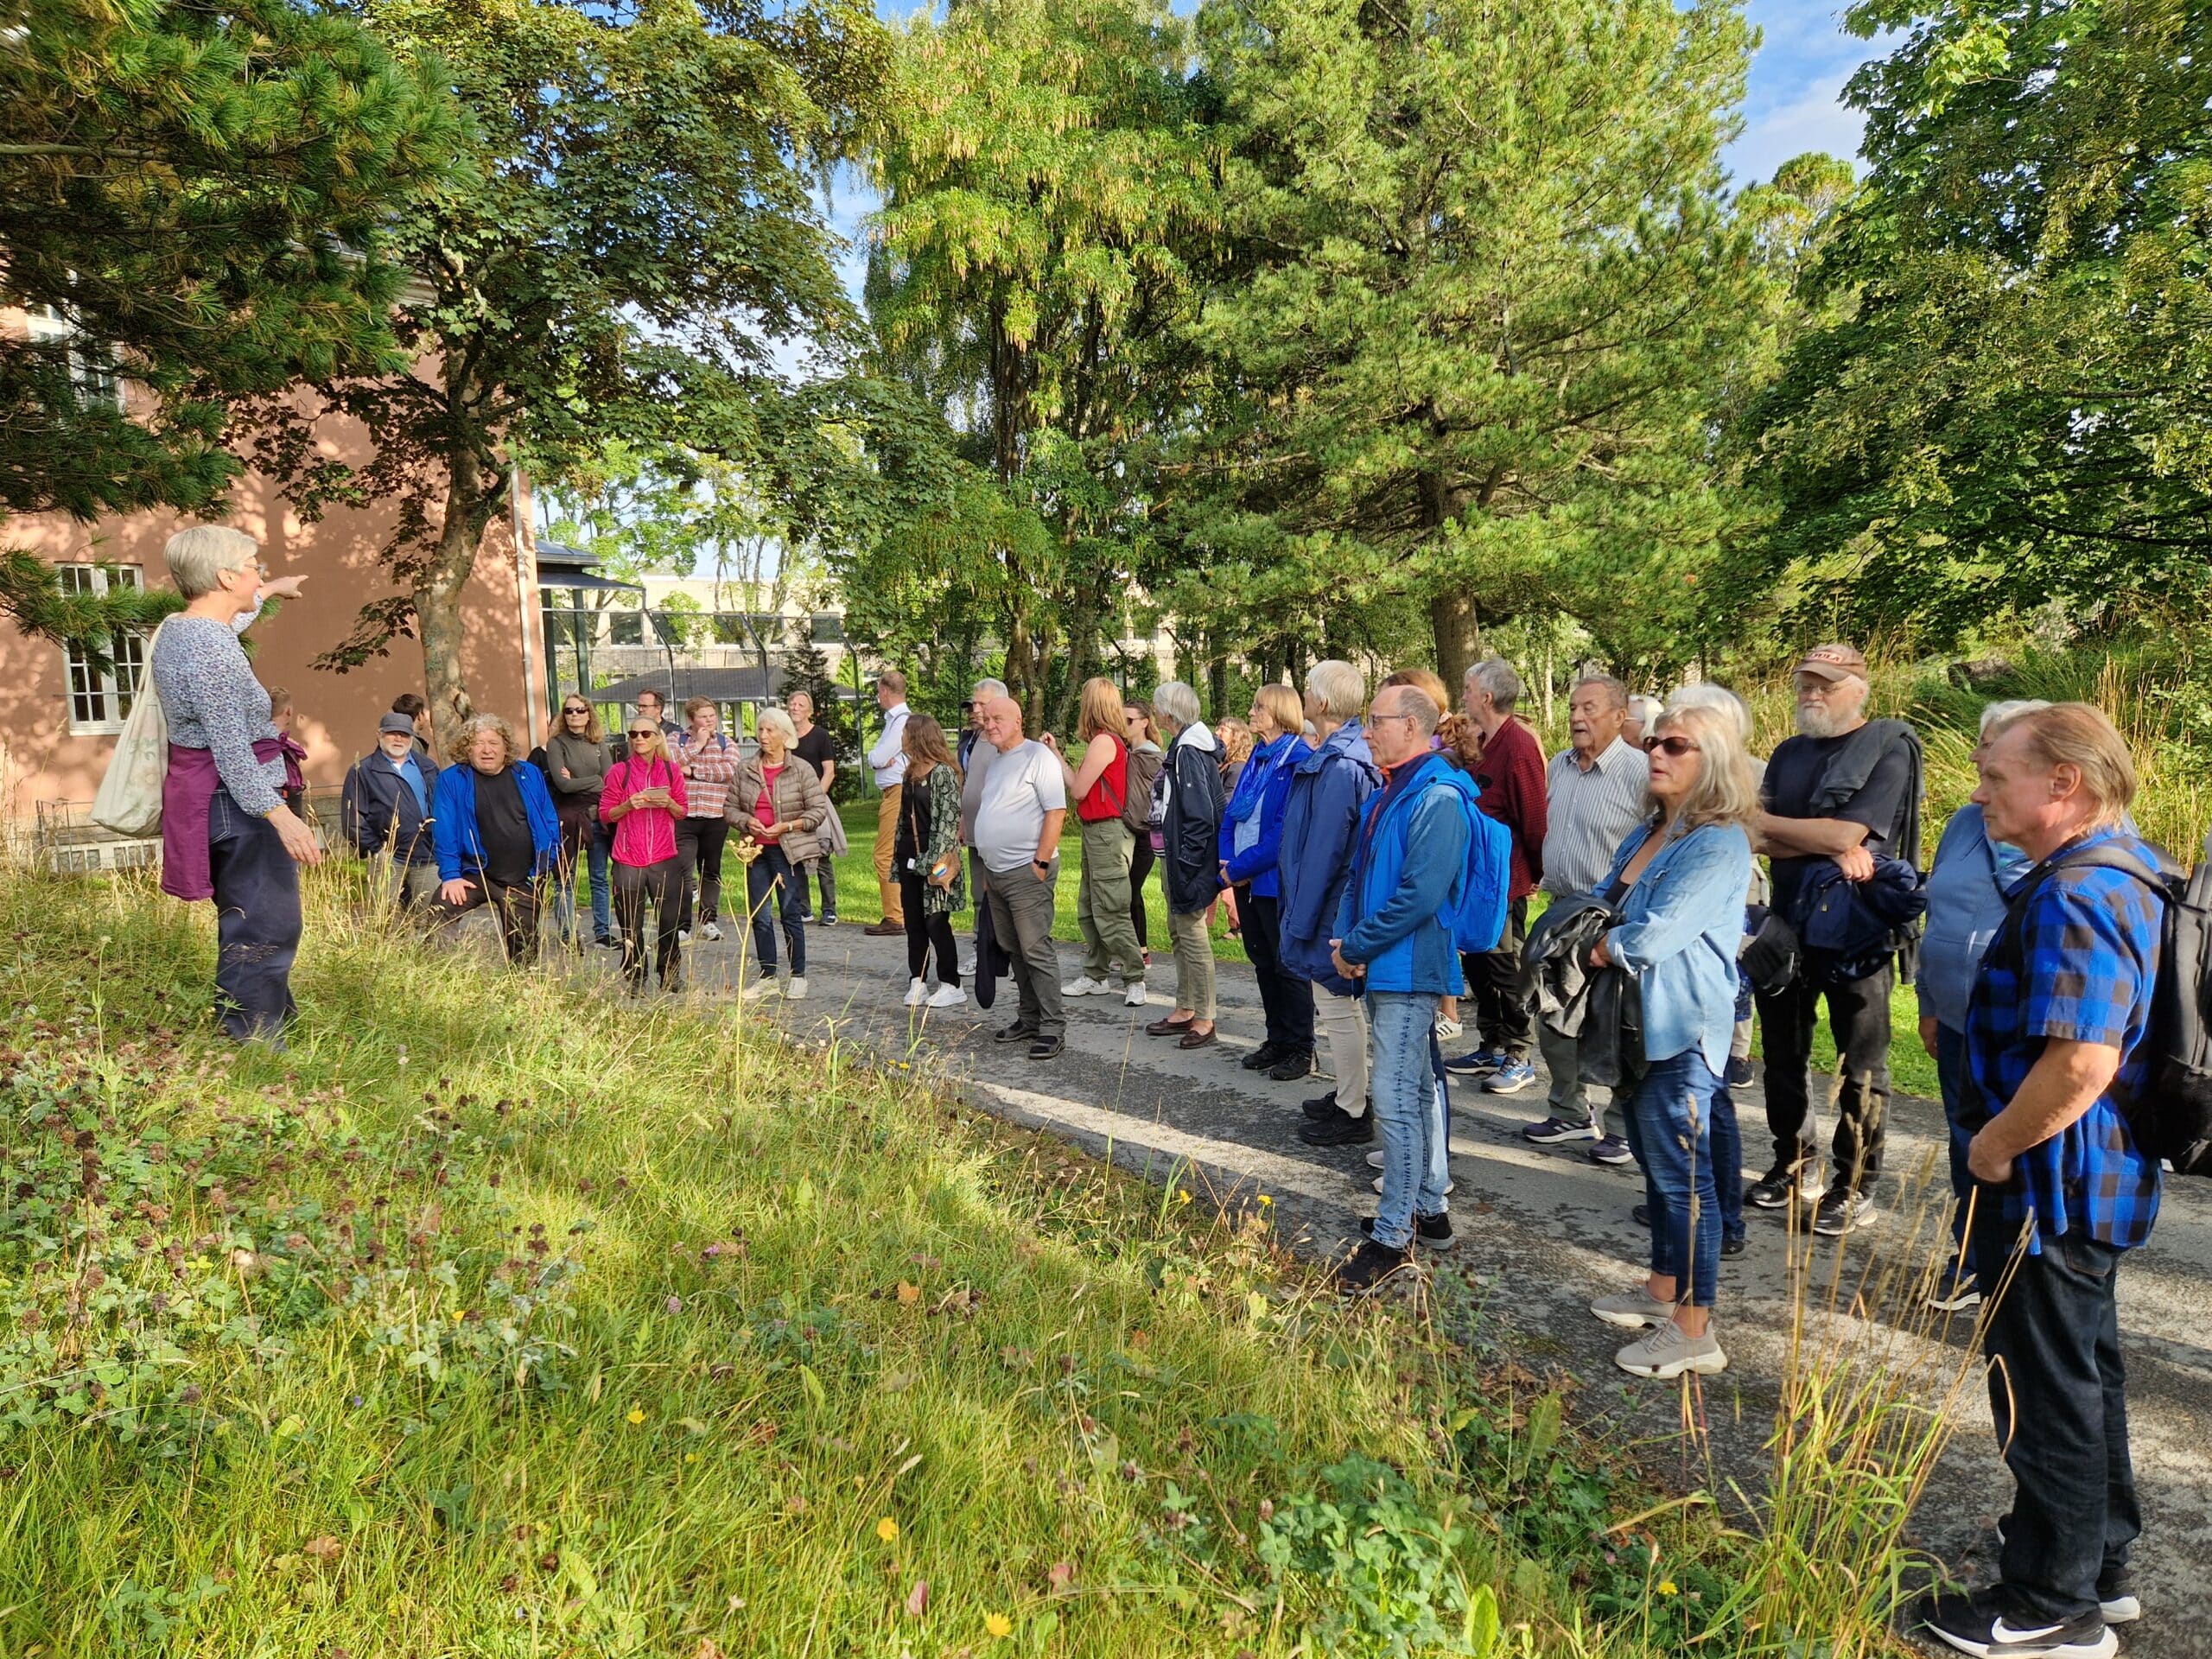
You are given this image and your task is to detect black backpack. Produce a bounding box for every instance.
[1994,842,2212,1177]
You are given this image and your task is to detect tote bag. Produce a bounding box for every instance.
[91,619,172,837]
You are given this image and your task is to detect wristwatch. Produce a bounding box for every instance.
[1033,857,1051,870]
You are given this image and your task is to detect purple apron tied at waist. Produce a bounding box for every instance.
[161,735,307,901]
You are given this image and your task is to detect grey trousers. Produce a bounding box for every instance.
[985,860,1065,1038]
[1536,1019,1611,1135]
[1168,906,1216,1020]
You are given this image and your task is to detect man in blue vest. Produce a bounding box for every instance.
[340,712,441,911]
[1329,682,1482,1292]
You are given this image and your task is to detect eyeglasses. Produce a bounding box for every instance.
[1643,734,1701,756]
[1371,711,1423,727]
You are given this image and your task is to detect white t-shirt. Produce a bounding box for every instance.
[973,739,1066,873]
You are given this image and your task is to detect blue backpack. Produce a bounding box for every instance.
[1452,801,1512,956]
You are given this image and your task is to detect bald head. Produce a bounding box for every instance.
[980,695,1027,753]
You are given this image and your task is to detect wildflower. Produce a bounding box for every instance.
[1174,1189,1192,1205]
[1659,1580,1679,1597]
[626,1407,646,1426]
[1256,1194,1272,1206]
[875,1516,899,1542]
[666,1296,683,1315]
[985,1612,1013,1639]
[685,1452,700,1465]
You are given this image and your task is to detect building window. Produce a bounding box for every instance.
[56,564,147,734]
[23,305,123,411]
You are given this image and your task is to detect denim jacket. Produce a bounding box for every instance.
[1599,817,1753,1073]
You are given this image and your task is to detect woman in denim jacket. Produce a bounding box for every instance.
[1585,702,1757,1381]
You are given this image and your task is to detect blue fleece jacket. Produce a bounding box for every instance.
[1599,818,1753,1074]
[433,760,562,882]
[1334,752,1479,995]
[1275,719,1382,991]
[1219,731,1312,899]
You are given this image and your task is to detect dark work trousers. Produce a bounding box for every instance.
[1237,887,1313,1052]
[1465,896,1533,1059]
[1128,836,1155,950]
[423,871,544,964]
[206,786,302,1043]
[1936,1021,1979,1276]
[794,853,837,921]
[986,858,1065,1039]
[675,816,731,932]
[613,855,683,992]
[1753,960,1893,1189]
[1969,1206,2140,1624]
[900,872,960,986]
[744,843,805,976]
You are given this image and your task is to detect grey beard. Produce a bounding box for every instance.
[1796,700,1860,739]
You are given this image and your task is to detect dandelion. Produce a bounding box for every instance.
[1174,1189,1192,1205]
[1256,1194,1273,1206]
[626,1406,646,1426]
[875,1516,899,1542]
[985,1612,1013,1639]
[1659,1580,1680,1597]
[684,1452,699,1465]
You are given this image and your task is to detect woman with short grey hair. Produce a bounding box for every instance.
[150,524,321,1046]
[1142,681,1227,1048]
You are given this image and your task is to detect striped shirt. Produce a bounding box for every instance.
[1542,738,1648,898]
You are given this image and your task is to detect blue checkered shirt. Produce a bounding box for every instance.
[1963,828,2163,1252]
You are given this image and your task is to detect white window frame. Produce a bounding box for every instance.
[23,304,123,411]
[55,564,147,735]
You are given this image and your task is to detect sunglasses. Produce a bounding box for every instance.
[628,729,659,741]
[564,706,591,715]
[1643,734,1700,757]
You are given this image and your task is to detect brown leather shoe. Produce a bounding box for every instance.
[1177,1026,1218,1050]
[862,919,903,937]
[1146,1015,1193,1038]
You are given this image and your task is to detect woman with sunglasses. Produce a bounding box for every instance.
[546,698,615,947]
[601,719,689,994]
[1584,704,1756,1381]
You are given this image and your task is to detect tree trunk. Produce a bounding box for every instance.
[1206,649,1229,721]
[1430,588,1481,695]
[416,454,494,754]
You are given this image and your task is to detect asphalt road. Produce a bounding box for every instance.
[594,913,2212,1651]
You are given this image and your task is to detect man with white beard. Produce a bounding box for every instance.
[1750,645,1923,1236]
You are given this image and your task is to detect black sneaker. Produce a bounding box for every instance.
[1243,1040,1287,1072]
[1331,1239,1412,1294]
[1746,1161,1818,1210]
[1301,1091,1342,1121]
[1721,1233,1745,1257]
[1028,1036,1065,1060]
[1724,1056,1755,1089]
[1991,1520,2140,1624]
[1587,1134,1635,1166]
[1298,1108,1374,1147]
[1913,1587,2115,1659]
[1811,1186,1877,1236]
[1360,1212,1456,1251]
[1267,1049,1316,1083]
[1632,1201,1651,1227]
[822,914,839,927]
[994,1022,1039,1046]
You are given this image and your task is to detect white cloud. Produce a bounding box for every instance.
[1726,68,1867,187]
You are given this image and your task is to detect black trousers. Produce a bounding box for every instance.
[613,855,683,991]
[900,872,960,985]
[423,871,544,964]
[207,786,302,1042]
[1754,960,1893,1186]
[1971,1208,2139,1623]
[1465,896,1532,1058]
[1237,887,1313,1052]
[1128,835,1154,949]
[675,816,730,931]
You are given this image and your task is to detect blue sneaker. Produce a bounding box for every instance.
[1444,1048,1503,1076]
[1484,1058,1537,1095]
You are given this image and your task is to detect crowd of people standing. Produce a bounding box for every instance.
[143,519,2172,1659]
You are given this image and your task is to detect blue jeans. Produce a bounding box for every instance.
[1366,990,1451,1249]
[555,799,612,942]
[1620,1049,1722,1309]
[1711,1083,1745,1245]
[206,785,302,1042]
[746,843,805,976]
[1936,1022,1977,1274]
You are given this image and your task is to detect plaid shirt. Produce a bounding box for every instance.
[674,732,741,818]
[1963,827,2163,1252]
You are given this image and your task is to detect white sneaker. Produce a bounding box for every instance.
[1061,975,1112,996]
[1590,1286,1678,1329]
[1123,980,1147,1007]
[926,982,967,1009]
[740,978,779,1001]
[1613,1319,1726,1379]
[904,976,928,1007]
[1366,1149,1385,1171]
[958,953,977,977]
[785,976,808,1001]
[678,929,691,944]
[700,921,723,943]
[1433,1014,1464,1040]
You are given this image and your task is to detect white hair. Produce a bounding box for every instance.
[756,708,798,745]
[1305,660,1366,721]
[1466,658,1522,711]
[1669,682,1753,747]
[165,524,259,599]
[1980,697,2053,740]
[1626,695,1664,729]
[1152,680,1202,730]
[972,677,1009,701]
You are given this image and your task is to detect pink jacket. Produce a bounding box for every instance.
[600,754,689,866]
